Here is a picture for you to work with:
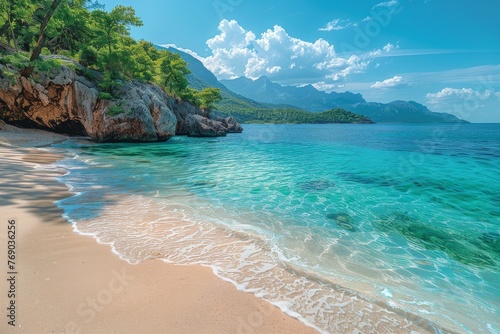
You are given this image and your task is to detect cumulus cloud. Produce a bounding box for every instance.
[319,19,352,32]
[373,0,398,9]
[371,75,405,88]
[426,88,493,103]
[200,19,388,88]
[202,20,257,79]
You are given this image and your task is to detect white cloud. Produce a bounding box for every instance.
[371,75,405,88]
[426,88,494,104]
[200,19,381,86]
[319,19,352,32]
[266,66,282,74]
[373,0,398,9]
[383,43,398,52]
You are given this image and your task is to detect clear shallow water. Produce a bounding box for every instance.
[50,124,499,333]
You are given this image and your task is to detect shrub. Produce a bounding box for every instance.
[108,105,124,116]
[98,92,113,100]
[79,46,98,68]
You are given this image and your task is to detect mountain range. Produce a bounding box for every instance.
[162,46,466,124]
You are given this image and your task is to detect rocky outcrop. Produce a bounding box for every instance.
[173,100,242,137]
[0,56,242,142]
[218,116,243,133]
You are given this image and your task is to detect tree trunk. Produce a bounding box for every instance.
[20,0,62,77]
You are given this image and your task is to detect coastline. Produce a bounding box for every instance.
[0,128,315,334]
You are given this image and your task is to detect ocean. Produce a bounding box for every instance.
[49,123,499,333]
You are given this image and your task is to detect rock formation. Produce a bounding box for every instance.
[0,56,242,142]
[173,100,242,137]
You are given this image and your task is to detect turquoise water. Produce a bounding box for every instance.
[51,124,499,333]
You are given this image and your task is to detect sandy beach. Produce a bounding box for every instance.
[0,126,315,334]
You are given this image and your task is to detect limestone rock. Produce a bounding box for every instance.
[185,114,227,137]
[218,116,243,133]
[173,100,243,137]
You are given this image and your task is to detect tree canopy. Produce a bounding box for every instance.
[0,0,221,107]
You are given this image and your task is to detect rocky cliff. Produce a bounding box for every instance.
[0,56,242,142]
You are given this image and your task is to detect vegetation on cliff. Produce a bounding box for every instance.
[0,0,221,114]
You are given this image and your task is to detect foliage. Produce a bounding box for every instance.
[196,87,222,111]
[97,92,113,100]
[90,5,143,57]
[81,68,95,80]
[78,46,98,68]
[107,104,124,116]
[157,51,190,96]
[178,87,200,107]
[0,52,28,69]
[0,0,35,51]
[45,0,93,55]
[32,58,62,73]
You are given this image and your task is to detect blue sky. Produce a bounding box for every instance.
[102,0,500,122]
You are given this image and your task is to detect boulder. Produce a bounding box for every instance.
[185,114,227,137]
[173,100,243,137]
[218,116,243,133]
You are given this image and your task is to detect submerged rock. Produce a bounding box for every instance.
[326,212,356,232]
[374,212,499,270]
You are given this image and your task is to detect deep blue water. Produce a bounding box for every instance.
[51,123,500,333]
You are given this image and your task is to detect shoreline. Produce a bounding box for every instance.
[0,128,316,334]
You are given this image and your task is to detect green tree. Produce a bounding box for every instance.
[89,6,142,94]
[90,6,142,57]
[128,41,155,81]
[158,52,190,96]
[0,0,34,51]
[45,0,93,55]
[179,87,200,107]
[19,0,64,77]
[196,87,222,117]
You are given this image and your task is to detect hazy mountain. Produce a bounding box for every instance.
[221,76,365,111]
[350,100,464,123]
[221,76,467,123]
